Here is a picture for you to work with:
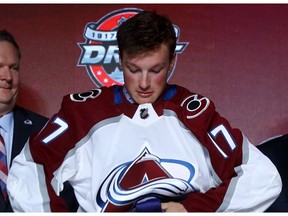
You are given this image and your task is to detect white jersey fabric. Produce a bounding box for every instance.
[7,85,281,212]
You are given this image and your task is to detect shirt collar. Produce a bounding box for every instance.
[0,111,14,133]
[123,86,136,104]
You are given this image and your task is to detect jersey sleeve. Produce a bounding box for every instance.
[176,92,282,212]
[7,94,82,212]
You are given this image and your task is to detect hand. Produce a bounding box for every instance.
[161,202,187,212]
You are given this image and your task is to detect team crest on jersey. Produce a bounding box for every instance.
[70,89,102,102]
[181,94,210,119]
[78,8,188,87]
[96,148,195,212]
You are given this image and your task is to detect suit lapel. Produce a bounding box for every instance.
[11,107,33,166]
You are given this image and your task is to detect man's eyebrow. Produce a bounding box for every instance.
[151,63,165,68]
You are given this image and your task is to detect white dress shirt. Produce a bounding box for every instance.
[0,112,14,168]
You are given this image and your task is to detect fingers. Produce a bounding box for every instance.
[161,202,187,212]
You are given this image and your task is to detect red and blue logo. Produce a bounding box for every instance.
[78,8,188,87]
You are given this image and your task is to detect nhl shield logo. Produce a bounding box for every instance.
[78,8,188,88]
[140,108,149,119]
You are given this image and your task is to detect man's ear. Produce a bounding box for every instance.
[119,57,122,69]
[169,52,176,70]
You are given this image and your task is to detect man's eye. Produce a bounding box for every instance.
[129,68,140,73]
[11,66,19,72]
[150,69,161,73]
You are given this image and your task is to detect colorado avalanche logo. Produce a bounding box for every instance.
[96,149,195,212]
[78,8,188,87]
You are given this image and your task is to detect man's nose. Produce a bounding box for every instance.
[139,72,150,89]
[0,66,13,81]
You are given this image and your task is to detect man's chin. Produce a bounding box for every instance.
[137,100,154,105]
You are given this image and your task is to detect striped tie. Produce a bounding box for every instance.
[0,134,8,201]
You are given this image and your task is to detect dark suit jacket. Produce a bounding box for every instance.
[0,106,78,212]
[257,134,288,212]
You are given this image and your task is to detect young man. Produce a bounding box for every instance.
[0,30,78,212]
[7,10,281,212]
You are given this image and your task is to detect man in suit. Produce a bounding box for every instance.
[0,30,78,211]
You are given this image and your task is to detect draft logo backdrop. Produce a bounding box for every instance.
[78,8,188,87]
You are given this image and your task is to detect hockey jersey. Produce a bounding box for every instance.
[7,84,281,212]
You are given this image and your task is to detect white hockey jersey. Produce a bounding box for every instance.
[7,84,281,212]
